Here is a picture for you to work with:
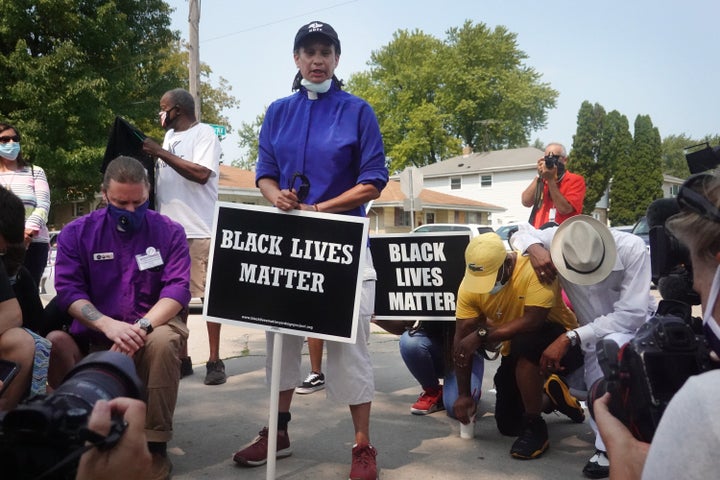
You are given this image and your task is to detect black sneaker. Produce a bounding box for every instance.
[544,374,585,423]
[180,356,193,378]
[204,360,227,385]
[295,371,325,394]
[583,450,609,478]
[510,415,549,460]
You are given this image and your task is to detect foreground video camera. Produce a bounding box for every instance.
[588,300,713,442]
[0,350,143,480]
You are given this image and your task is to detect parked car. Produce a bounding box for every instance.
[39,230,60,295]
[410,223,493,236]
[630,216,650,253]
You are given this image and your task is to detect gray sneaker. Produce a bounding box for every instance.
[204,360,227,385]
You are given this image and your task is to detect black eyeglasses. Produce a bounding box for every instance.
[676,173,720,224]
[289,172,310,202]
[0,135,19,144]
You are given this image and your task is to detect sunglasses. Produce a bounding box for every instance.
[288,172,310,203]
[676,173,720,224]
[0,136,19,144]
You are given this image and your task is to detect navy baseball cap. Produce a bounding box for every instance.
[294,21,341,54]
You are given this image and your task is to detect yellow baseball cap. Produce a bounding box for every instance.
[460,232,507,294]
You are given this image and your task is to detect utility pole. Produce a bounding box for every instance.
[188,0,201,121]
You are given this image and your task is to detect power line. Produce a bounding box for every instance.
[201,0,359,43]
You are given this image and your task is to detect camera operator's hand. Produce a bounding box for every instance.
[526,244,556,284]
[76,398,152,480]
[594,392,650,480]
[537,157,558,182]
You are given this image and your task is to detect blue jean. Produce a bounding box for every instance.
[399,328,483,418]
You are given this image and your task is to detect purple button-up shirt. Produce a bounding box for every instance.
[55,207,191,342]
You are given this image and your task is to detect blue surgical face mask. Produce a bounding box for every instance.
[702,264,720,359]
[0,142,20,161]
[107,200,149,233]
[488,264,508,295]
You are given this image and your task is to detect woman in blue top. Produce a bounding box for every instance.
[232,21,388,480]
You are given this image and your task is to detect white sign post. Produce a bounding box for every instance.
[399,167,424,229]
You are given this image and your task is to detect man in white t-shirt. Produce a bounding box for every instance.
[143,88,225,386]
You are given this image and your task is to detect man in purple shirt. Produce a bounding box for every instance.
[46,156,190,480]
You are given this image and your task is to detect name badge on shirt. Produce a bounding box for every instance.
[549,208,557,222]
[135,246,164,271]
[93,252,114,261]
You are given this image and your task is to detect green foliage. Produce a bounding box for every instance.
[662,134,720,179]
[345,20,557,172]
[234,112,264,170]
[608,115,663,225]
[570,101,608,214]
[0,0,238,211]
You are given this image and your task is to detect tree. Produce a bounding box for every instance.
[346,20,557,172]
[609,115,663,225]
[570,101,608,214]
[234,112,264,169]
[0,1,237,211]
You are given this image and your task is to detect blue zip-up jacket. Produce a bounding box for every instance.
[256,82,388,218]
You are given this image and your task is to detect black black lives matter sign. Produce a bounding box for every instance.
[204,203,368,343]
[370,232,470,321]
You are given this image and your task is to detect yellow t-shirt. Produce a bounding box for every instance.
[455,255,578,354]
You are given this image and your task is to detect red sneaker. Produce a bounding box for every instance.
[232,427,292,467]
[410,386,444,415]
[349,443,378,480]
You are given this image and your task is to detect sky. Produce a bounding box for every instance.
[165,0,720,164]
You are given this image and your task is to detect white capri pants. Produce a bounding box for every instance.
[265,249,376,405]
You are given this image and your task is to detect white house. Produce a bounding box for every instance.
[412,147,542,226]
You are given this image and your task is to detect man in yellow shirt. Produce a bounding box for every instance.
[452,233,581,460]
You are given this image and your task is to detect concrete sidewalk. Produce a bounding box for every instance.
[170,314,598,479]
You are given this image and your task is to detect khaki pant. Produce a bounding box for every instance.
[132,316,189,442]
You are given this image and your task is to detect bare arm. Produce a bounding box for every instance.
[258,178,380,214]
[142,138,211,184]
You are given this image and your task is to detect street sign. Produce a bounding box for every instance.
[399,167,423,199]
[403,198,423,211]
[208,124,227,137]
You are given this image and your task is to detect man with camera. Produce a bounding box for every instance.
[452,232,581,460]
[521,143,586,228]
[47,156,191,480]
[594,170,720,479]
[511,215,656,478]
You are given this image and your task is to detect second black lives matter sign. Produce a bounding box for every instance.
[203,203,368,343]
[370,232,470,321]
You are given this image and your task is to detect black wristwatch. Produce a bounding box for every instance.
[135,317,154,335]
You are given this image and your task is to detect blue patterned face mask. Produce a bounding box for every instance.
[107,200,149,233]
[0,142,20,161]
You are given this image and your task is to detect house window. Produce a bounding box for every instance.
[480,174,492,188]
[425,212,435,224]
[670,184,680,197]
[395,208,411,227]
[450,177,461,190]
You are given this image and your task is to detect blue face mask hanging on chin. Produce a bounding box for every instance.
[107,200,149,233]
[488,264,508,295]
